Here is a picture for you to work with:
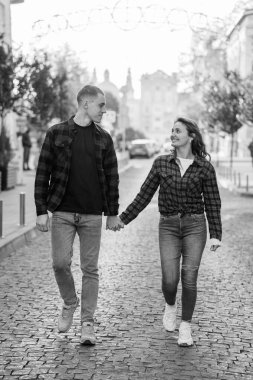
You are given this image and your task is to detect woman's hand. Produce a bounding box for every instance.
[210,245,220,252]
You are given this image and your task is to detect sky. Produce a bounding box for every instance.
[10,0,241,96]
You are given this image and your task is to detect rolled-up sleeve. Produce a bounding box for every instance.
[203,166,222,240]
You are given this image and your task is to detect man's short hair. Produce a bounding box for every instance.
[77,85,104,104]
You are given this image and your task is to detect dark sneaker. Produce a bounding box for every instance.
[178,321,193,347]
[163,302,177,332]
[80,322,96,345]
[58,297,79,333]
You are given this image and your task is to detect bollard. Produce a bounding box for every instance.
[0,200,3,238]
[246,175,249,192]
[19,192,26,226]
[238,173,241,188]
[233,171,236,185]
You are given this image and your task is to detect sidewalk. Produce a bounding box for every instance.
[212,156,253,197]
[0,170,39,258]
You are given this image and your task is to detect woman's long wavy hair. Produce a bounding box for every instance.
[174,117,210,160]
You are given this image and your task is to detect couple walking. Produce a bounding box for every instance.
[35,85,222,347]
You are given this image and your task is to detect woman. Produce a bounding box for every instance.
[114,117,222,347]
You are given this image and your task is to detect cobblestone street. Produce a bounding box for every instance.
[0,158,253,380]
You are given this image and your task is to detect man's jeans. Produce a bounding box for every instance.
[51,212,102,324]
[159,214,207,321]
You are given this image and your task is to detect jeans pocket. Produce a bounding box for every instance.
[192,213,205,221]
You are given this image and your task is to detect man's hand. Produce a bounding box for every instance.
[36,214,49,232]
[106,216,124,232]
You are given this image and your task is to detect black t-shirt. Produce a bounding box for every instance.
[57,122,102,214]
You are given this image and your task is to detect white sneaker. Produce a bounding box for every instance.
[58,297,79,333]
[178,321,193,347]
[163,302,177,331]
[80,322,96,345]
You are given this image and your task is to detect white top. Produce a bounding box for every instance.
[176,157,193,176]
[176,157,221,248]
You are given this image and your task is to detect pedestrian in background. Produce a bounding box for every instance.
[22,127,32,170]
[248,138,253,167]
[35,85,120,345]
[112,116,222,347]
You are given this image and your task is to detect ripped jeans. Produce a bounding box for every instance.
[159,213,207,322]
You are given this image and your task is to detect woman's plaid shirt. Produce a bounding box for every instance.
[34,117,119,217]
[120,153,222,240]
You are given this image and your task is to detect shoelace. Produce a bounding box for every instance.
[62,305,75,318]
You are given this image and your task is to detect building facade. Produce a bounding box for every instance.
[227,8,253,157]
[140,70,178,143]
[120,68,140,132]
[0,0,11,44]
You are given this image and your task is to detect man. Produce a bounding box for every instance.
[22,127,32,170]
[248,138,253,167]
[35,85,120,345]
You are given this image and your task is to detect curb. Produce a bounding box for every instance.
[0,162,133,259]
[0,224,42,259]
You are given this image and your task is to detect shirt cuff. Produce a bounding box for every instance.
[210,238,221,246]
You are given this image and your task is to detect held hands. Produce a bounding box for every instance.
[106,216,124,232]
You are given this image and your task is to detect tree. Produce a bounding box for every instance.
[28,46,90,131]
[50,44,90,117]
[0,34,30,188]
[125,127,146,141]
[27,53,59,131]
[203,71,244,167]
[53,67,70,121]
[104,92,119,114]
[240,74,253,125]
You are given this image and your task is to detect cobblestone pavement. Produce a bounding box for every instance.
[0,158,253,380]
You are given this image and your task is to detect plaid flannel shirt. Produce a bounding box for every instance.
[120,153,222,240]
[35,116,119,216]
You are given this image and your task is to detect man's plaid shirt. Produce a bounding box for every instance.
[35,117,119,216]
[120,153,222,240]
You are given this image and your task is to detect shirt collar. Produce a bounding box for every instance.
[167,150,204,166]
[68,115,100,135]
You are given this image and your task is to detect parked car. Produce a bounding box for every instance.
[162,141,172,153]
[129,139,156,158]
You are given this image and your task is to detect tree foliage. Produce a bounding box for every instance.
[240,75,253,125]
[0,35,30,119]
[27,53,59,130]
[203,71,244,166]
[104,92,119,113]
[125,127,146,141]
[0,34,30,168]
[203,71,243,134]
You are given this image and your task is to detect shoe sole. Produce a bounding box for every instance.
[58,326,71,333]
[178,341,193,347]
[80,339,96,346]
[163,320,176,332]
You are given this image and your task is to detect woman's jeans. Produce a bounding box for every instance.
[159,214,207,322]
[51,212,102,324]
